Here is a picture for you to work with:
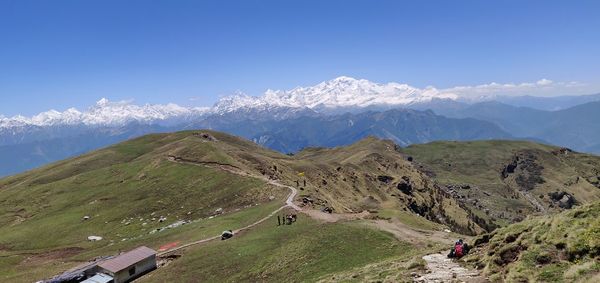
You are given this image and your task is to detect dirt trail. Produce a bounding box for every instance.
[367,220,455,247]
[158,158,301,256]
[414,253,485,283]
[163,156,484,283]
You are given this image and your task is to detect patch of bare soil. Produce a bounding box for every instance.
[366,220,455,247]
[300,209,370,223]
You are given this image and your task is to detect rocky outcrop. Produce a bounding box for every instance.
[548,191,577,209]
[501,151,545,191]
[397,176,413,195]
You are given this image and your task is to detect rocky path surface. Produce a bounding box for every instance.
[415,253,485,283]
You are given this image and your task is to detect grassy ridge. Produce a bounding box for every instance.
[0,132,288,282]
[467,201,600,282]
[3,131,598,282]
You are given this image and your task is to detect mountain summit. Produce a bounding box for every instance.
[0,76,586,129]
[0,77,460,129]
[216,76,457,112]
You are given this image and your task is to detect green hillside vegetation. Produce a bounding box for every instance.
[2,130,598,282]
[0,132,288,281]
[466,201,600,282]
[141,215,422,283]
[401,140,600,228]
[0,131,465,282]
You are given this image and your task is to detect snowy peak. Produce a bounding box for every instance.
[0,77,460,129]
[0,98,210,129]
[215,76,458,113]
[0,77,469,129]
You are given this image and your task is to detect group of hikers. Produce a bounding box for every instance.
[277,214,297,226]
[448,239,470,258]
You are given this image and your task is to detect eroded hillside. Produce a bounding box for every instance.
[401,141,600,228]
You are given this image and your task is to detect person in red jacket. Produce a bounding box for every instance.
[448,239,469,258]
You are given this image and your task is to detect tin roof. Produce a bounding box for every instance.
[81,273,114,283]
[98,246,156,273]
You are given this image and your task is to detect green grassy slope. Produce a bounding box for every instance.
[141,214,420,283]
[0,130,462,282]
[0,131,288,282]
[3,131,598,282]
[466,201,600,282]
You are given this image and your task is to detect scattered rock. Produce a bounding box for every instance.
[194,132,217,141]
[321,207,333,214]
[377,175,394,184]
[548,191,577,209]
[302,197,314,204]
[87,236,103,241]
[166,220,188,229]
[551,147,573,156]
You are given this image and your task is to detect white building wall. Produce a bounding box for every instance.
[102,255,157,283]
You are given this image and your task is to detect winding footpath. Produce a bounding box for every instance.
[158,158,300,257]
[161,157,486,283]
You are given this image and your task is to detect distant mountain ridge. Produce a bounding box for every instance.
[441,101,600,153]
[0,108,513,177]
[5,76,595,131]
[195,109,513,153]
[1,76,599,177]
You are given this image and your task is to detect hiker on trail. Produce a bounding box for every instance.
[448,239,469,258]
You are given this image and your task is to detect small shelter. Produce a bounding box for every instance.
[96,246,157,283]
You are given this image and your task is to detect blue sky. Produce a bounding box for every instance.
[1,0,599,116]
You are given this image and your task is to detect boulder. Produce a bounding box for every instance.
[397,176,413,195]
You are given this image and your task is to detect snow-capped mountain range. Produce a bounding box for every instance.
[0,77,461,129]
[213,76,457,112]
[0,98,210,129]
[0,76,579,129]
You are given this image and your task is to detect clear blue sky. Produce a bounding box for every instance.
[1,0,599,116]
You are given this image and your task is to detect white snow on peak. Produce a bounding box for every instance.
[0,98,210,129]
[1,76,560,129]
[213,76,457,112]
